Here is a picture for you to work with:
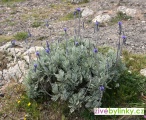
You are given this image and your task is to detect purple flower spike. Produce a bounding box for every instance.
[96,21,99,25]
[122,35,126,39]
[118,21,122,26]
[99,85,104,91]
[34,63,37,72]
[93,48,98,53]
[45,48,50,54]
[11,40,16,46]
[34,63,37,68]
[64,28,67,33]
[76,8,81,12]
[75,41,79,46]
[122,35,127,44]
[46,20,49,27]
[36,51,40,57]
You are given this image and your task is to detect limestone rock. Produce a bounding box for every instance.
[2,60,26,82]
[117,6,140,18]
[82,7,94,17]
[23,46,44,56]
[0,42,11,51]
[7,48,25,57]
[125,8,137,17]
[92,14,111,23]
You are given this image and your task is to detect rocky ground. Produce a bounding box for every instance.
[0,0,146,93]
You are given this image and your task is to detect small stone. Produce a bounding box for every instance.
[140,68,146,77]
[71,0,83,3]
[141,21,146,23]
[117,6,127,13]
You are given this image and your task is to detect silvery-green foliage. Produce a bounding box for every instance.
[24,39,126,112]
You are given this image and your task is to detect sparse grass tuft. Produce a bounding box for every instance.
[0,35,14,42]
[1,0,25,3]
[122,50,146,72]
[70,0,89,4]
[109,12,132,25]
[14,32,28,41]
[0,82,40,120]
[59,12,74,21]
[59,11,81,21]
[31,21,42,28]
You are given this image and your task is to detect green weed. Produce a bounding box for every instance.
[109,12,132,25]
[31,21,42,28]
[14,32,28,41]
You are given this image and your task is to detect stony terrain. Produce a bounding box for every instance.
[0,0,146,93]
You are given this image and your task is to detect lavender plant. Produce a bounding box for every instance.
[24,36,126,113]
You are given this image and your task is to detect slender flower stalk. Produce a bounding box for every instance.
[46,20,52,37]
[27,30,32,66]
[28,30,31,38]
[64,28,68,55]
[120,35,127,56]
[73,11,77,41]
[46,41,50,49]
[76,8,81,39]
[45,41,50,54]
[11,40,23,75]
[95,21,99,46]
[116,21,122,64]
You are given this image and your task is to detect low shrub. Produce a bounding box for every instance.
[24,38,126,113]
